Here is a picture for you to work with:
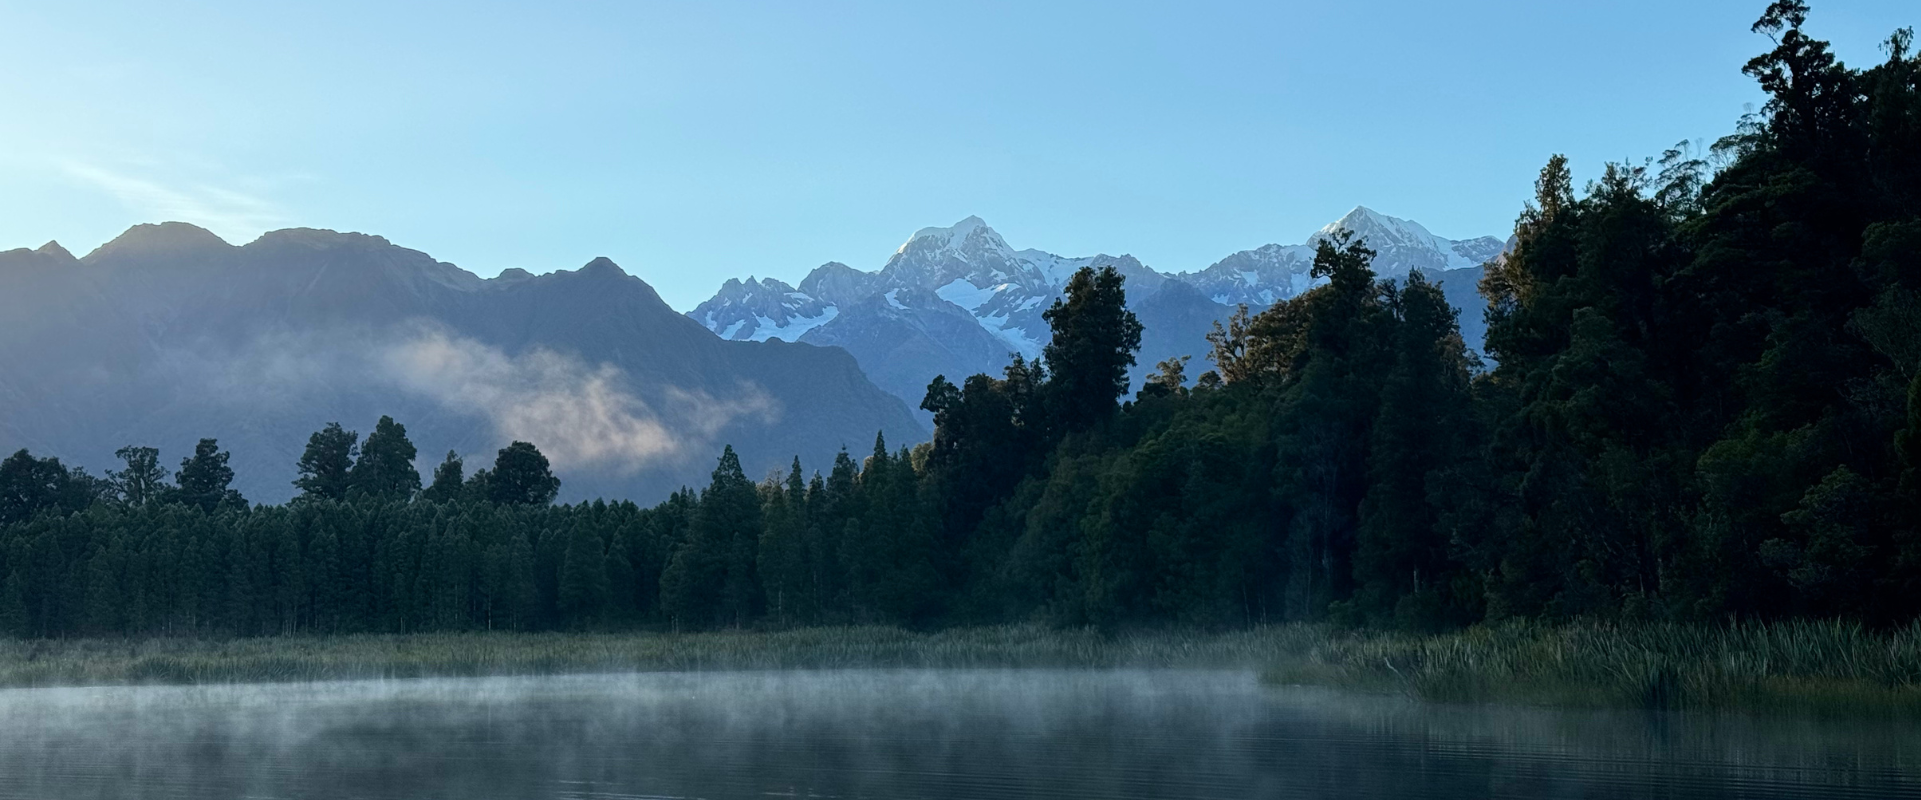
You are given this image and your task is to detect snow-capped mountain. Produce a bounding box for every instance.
[688,217,1170,414]
[885,216,1156,358]
[798,262,878,307]
[1179,206,1504,308]
[689,209,1504,413]
[689,275,838,343]
[1326,206,1506,272]
[694,216,1150,360]
[800,286,1016,412]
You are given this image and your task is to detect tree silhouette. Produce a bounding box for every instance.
[1041,265,1142,434]
[107,446,170,506]
[351,416,421,499]
[487,441,560,506]
[294,423,357,501]
[174,438,243,513]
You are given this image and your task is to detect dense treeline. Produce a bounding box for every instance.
[2,3,1918,638]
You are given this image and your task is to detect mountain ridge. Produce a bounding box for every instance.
[691,207,1502,412]
[0,224,925,504]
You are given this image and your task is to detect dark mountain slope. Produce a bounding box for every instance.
[0,224,924,503]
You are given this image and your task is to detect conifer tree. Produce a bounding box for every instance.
[557,522,609,625]
[351,416,421,499]
[1041,265,1143,434]
[421,451,465,503]
[1353,272,1477,628]
[662,446,759,629]
[174,439,244,513]
[294,423,358,502]
[757,458,809,625]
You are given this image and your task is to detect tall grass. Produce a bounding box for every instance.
[1265,620,1921,717]
[5,621,1917,717]
[0,625,1325,689]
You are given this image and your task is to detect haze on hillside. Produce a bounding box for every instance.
[0,225,922,503]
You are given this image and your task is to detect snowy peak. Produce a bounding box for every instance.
[690,273,837,343]
[798,262,878,307]
[897,215,1005,255]
[695,217,1159,364]
[1450,235,1508,266]
[1012,249,1153,289]
[1317,206,1443,250]
[1312,206,1498,273]
[1185,244,1319,307]
[1183,207,1503,308]
[883,215,1027,289]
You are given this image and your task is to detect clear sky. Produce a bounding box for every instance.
[2,1,1913,310]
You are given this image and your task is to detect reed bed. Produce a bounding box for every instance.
[4,621,1917,717]
[1265,620,1921,717]
[0,625,1324,689]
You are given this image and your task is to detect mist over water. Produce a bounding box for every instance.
[0,670,1916,799]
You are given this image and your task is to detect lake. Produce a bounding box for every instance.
[0,669,1915,799]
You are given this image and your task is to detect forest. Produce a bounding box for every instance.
[1,2,1917,639]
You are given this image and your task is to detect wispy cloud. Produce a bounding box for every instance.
[380,327,779,474]
[166,322,781,476]
[60,160,288,241]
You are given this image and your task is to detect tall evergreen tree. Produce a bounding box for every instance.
[1272,234,1391,620]
[293,423,358,502]
[173,439,244,513]
[662,446,760,629]
[1352,272,1479,629]
[1041,265,1144,434]
[351,416,421,499]
[421,451,465,503]
[556,521,609,625]
[757,458,809,625]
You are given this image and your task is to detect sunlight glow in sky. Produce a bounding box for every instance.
[2,1,1914,309]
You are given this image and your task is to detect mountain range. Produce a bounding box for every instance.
[689,207,1502,414]
[0,224,924,504]
[0,207,1502,505]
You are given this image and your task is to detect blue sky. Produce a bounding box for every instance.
[2,1,1913,310]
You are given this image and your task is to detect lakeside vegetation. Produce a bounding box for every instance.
[3,622,1918,719]
[0,625,1314,687]
[1270,620,1921,717]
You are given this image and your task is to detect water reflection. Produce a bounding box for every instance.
[0,670,1914,799]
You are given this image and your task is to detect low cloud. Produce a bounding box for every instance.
[381,327,777,473]
[169,322,779,475]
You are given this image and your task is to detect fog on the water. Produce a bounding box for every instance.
[0,669,1916,800]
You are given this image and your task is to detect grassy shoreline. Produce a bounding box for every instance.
[0,625,1318,688]
[3,622,1918,717]
[1266,620,1921,718]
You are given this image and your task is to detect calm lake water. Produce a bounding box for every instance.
[0,669,1915,799]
